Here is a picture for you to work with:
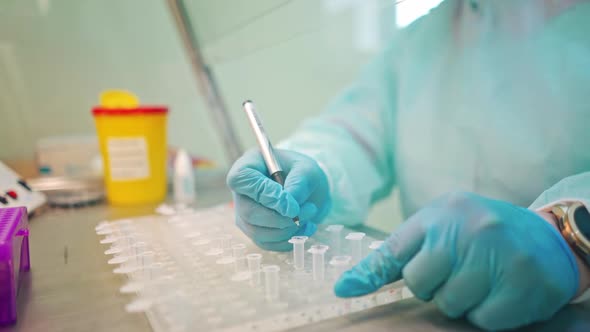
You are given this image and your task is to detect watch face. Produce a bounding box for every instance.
[573,205,590,240]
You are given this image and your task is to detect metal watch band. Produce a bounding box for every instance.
[552,203,590,303]
[552,203,590,265]
[572,287,590,303]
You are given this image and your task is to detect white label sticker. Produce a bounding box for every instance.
[106,137,150,181]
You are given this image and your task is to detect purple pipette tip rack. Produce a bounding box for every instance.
[0,207,30,325]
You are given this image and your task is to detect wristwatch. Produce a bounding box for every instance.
[551,202,590,266]
[551,202,590,303]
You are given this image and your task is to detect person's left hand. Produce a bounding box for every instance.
[334,192,580,331]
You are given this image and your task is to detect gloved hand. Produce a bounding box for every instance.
[334,192,579,331]
[227,149,331,251]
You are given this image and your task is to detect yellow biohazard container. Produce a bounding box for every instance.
[92,91,168,205]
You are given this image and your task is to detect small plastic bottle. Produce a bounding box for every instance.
[173,149,196,204]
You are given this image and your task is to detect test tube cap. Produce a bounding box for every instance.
[246,253,262,260]
[262,265,280,273]
[288,236,308,244]
[108,256,129,265]
[216,256,236,265]
[307,244,329,254]
[100,236,119,244]
[120,281,144,293]
[205,248,224,256]
[184,231,201,239]
[132,241,147,248]
[192,238,211,246]
[345,232,366,240]
[232,243,246,250]
[104,246,124,255]
[95,222,112,234]
[326,225,344,232]
[125,298,153,313]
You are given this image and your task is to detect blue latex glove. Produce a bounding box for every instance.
[335,192,580,331]
[227,149,331,251]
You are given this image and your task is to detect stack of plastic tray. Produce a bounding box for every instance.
[0,206,30,325]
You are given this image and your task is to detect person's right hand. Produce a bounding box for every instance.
[226,149,332,251]
[334,192,580,331]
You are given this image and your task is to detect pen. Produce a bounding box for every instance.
[242,100,301,227]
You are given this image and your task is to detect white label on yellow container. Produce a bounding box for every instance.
[106,137,150,180]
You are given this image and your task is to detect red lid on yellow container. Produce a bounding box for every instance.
[92,106,168,116]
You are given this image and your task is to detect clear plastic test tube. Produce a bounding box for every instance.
[308,244,329,281]
[232,243,247,272]
[192,238,210,253]
[205,237,224,256]
[185,231,201,239]
[132,242,148,265]
[247,253,262,286]
[263,265,280,301]
[329,255,352,280]
[345,232,366,264]
[326,225,343,255]
[215,255,236,275]
[221,234,233,250]
[184,231,201,247]
[139,251,155,280]
[288,236,308,270]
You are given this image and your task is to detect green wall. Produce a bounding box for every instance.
[0,0,402,231]
[0,0,395,163]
